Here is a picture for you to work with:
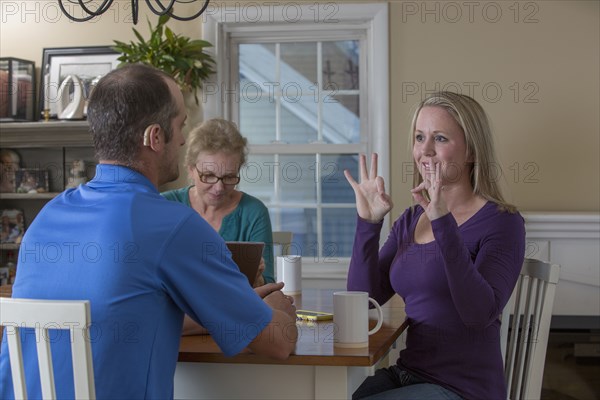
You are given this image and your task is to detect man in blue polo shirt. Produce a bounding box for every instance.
[0,64,297,399]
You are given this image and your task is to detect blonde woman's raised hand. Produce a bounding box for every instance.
[344,153,393,223]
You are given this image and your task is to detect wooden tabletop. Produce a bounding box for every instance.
[178,289,407,367]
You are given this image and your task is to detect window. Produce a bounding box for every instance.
[203,4,389,273]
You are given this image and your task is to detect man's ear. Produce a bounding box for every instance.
[143,124,163,151]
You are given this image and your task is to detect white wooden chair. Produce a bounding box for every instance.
[501,258,561,400]
[0,298,96,399]
[272,231,293,257]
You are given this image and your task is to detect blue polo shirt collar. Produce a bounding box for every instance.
[89,164,158,194]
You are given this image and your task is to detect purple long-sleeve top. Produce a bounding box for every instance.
[347,202,525,400]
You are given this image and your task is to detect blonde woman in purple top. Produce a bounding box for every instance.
[345,92,525,400]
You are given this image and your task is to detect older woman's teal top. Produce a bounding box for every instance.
[162,186,275,283]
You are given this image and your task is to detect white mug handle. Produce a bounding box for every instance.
[368,297,383,335]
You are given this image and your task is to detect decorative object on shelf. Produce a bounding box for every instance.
[0,149,20,193]
[66,160,88,189]
[112,14,215,105]
[3,251,17,284]
[57,0,211,25]
[56,75,85,120]
[0,209,24,244]
[39,46,119,120]
[0,265,8,286]
[15,168,49,194]
[0,57,36,122]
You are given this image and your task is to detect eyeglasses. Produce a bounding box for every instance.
[195,166,240,185]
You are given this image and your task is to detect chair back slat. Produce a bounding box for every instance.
[516,276,537,397]
[35,328,57,399]
[0,298,96,400]
[513,276,534,397]
[72,332,96,399]
[503,277,524,390]
[272,231,293,256]
[5,326,27,399]
[501,258,560,400]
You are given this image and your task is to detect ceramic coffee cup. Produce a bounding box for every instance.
[333,291,383,348]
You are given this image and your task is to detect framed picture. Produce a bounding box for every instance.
[15,168,49,194]
[1,208,25,244]
[39,46,119,120]
[0,57,36,121]
[0,148,21,193]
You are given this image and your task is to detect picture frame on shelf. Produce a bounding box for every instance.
[0,57,36,122]
[66,159,89,189]
[1,208,25,244]
[0,170,16,193]
[0,148,21,193]
[15,168,49,194]
[38,46,119,120]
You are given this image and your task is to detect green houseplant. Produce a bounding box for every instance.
[112,14,215,104]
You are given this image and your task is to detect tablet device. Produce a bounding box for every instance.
[225,241,265,286]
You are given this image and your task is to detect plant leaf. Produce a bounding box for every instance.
[111,14,216,90]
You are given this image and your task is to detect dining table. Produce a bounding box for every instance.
[175,288,408,399]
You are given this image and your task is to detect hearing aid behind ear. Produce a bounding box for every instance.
[143,125,155,146]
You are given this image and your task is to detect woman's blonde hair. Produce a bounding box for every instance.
[185,118,248,168]
[410,91,516,213]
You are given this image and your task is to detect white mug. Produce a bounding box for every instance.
[276,255,302,294]
[333,291,383,348]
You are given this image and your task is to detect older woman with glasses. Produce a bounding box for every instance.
[162,118,274,287]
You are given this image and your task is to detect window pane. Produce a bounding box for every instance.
[280,97,318,144]
[281,42,317,93]
[321,154,358,204]
[322,94,360,144]
[240,82,276,144]
[239,43,276,82]
[322,208,357,258]
[322,40,360,90]
[280,155,317,203]
[239,154,275,203]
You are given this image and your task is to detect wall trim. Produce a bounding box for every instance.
[523,212,600,240]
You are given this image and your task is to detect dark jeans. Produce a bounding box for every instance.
[353,365,464,400]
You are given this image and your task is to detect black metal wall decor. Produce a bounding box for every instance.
[57,0,210,25]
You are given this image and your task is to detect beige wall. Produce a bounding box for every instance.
[1,1,598,212]
[389,1,599,215]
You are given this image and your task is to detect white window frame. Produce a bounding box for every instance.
[202,3,389,280]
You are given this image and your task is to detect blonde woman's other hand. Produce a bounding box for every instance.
[410,162,449,221]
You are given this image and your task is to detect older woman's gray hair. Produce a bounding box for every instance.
[184,118,248,169]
